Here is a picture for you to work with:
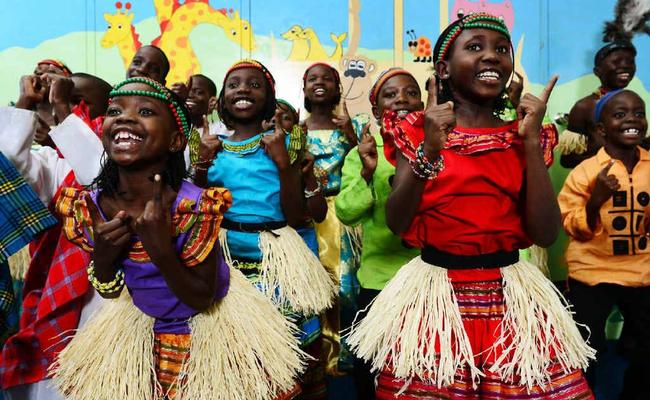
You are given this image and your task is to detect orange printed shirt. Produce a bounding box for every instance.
[559,147,650,287]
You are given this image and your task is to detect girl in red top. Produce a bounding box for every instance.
[348,13,594,399]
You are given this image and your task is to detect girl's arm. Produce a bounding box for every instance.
[193,116,222,188]
[518,77,561,247]
[302,153,327,223]
[385,153,426,235]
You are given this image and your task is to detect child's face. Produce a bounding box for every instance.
[600,91,647,148]
[374,74,423,120]
[276,104,297,132]
[187,76,215,117]
[439,28,513,103]
[71,76,108,120]
[223,68,268,123]
[595,49,636,90]
[103,83,183,167]
[303,65,339,105]
[127,47,167,85]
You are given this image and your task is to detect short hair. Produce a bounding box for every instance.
[191,74,217,97]
[140,45,170,79]
[71,72,112,97]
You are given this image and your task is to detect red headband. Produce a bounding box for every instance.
[369,68,415,106]
[302,62,341,85]
[224,59,276,92]
[37,59,72,76]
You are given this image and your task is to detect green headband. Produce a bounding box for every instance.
[435,13,511,62]
[109,77,191,138]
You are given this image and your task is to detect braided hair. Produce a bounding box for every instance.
[93,77,192,196]
[433,13,513,115]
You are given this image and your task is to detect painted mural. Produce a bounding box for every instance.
[1,0,649,277]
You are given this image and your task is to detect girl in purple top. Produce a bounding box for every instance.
[51,77,304,400]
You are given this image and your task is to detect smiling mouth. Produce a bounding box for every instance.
[623,128,640,137]
[314,88,327,96]
[395,109,411,118]
[233,98,254,110]
[618,72,632,81]
[476,70,501,82]
[112,130,144,151]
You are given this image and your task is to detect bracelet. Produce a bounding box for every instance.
[304,181,322,199]
[193,157,214,168]
[87,260,125,294]
[408,143,445,180]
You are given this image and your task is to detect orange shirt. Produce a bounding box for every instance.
[559,147,650,287]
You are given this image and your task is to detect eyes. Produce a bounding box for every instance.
[613,111,646,119]
[466,42,510,54]
[307,74,334,83]
[106,105,156,117]
[226,78,262,89]
[382,88,420,99]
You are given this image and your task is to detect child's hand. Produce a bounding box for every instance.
[590,160,620,208]
[134,174,174,263]
[46,74,74,106]
[170,82,189,101]
[301,151,315,177]
[34,116,55,148]
[358,125,378,183]
[16,75,46,110]
[198,115,222,162]
[507,71,524,108]
[517,75,557,143]
[423,74,455,159]
[262,108,291,170]
[85,193,132,269]
[332,100,358,146]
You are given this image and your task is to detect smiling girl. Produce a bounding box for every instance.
[348,13,594,398]
[50,77,304,400]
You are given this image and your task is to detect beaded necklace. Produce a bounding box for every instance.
[222,134,264,155]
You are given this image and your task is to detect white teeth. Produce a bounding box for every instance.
[477,70,500,80]
[619,73,631,79]
[114,132,143,142]
[396,110,409,117]
[314,88,326,95]
[235,99,252,106]
[623,128,640,136]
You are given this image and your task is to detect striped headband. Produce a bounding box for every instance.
[594,89,624,122]
[433,13,511,62]
[109,77,191,138]
[303,62,341,86]
[225,59,276,92]
[369,68,415,106]
[37,59,72,76]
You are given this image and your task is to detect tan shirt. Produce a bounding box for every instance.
[559,147,650,287]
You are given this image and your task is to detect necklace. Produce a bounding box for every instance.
[222,135,263,155]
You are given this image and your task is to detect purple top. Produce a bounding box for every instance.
[91,181,230,334]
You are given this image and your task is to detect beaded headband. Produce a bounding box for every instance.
[276,98,298,117]
[434,13,511,62]
[225,59,276,92]
[109,77,191,138]
[369,68,416,106]
[303,62,341,86]
[594,89,624,122]
[37,59,72,76]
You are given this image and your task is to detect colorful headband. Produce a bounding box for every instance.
[37,59,72,76]
[434,13,511,62]
[225,59,276,92]
[276,98,298,117]
[109,77,191,138]
[369,68,416,106]
[594,89,624,122]
[302,62,341,86]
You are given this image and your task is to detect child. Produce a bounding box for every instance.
[560,41,636,168]
[32,59,73,135]
[50,77,304,400]
[302,62,369,373]
[194,60,335,399]
[348,13,594,398]
[335,68,422,399]
[127,44,170,85]
[559,89,650,399]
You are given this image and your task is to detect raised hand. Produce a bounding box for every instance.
[170,82,189,101]
[197,115,222,163]
[16,75,47,110]
[507,71,524,108]
[590,160,620,208]
[85,193,132,270]
[133,174,174,263]
[261,108,291,170]
[423,74,455,159]
[301,151,315,177]
[358,124,378,183]
[46,73,75,122]
[332,100,358,146]
[517,75,558,142]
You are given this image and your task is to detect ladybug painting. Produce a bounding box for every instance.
[407,29,432,63]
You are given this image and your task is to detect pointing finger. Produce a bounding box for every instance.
[601,159,616,175]
[539,75,558,104]
[201,115,210,136]
[361,124,371,138]
[341,100,350,117]
[426,74,438,109]
[84,193,103,226]
[152,174,163,208]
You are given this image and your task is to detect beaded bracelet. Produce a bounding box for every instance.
[408,143,445,180]
[304,181,322,199]
[87,261,125,295]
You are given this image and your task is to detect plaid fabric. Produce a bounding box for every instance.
[0,152,57,264]
[0,171,91,389]
[0,262,18,345]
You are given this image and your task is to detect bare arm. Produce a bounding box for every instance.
[385,153,426,235]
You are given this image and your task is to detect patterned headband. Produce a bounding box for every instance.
[369,68,416,106]
[109,77,191,138]
[434,13,511,62]
[37,59,72,76]
[302,62,341,86]
[225,59,276,92]
[594,89,624,122]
